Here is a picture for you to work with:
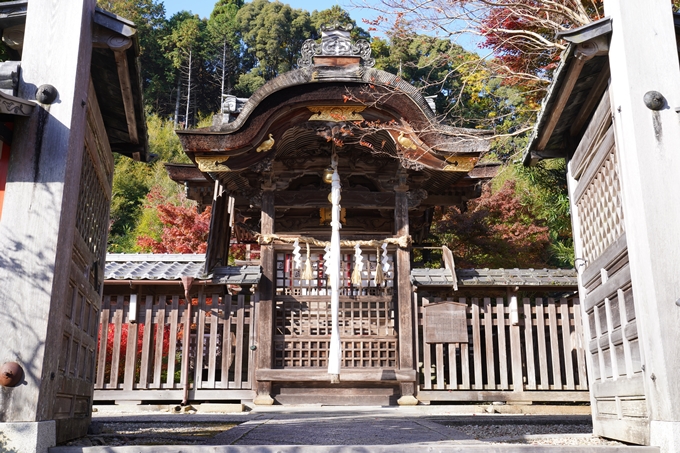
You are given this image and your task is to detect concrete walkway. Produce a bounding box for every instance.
[50,406,659,453]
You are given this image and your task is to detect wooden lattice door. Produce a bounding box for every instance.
[273,249,397,369]
[53,85,113,440]
[568,90,648,445]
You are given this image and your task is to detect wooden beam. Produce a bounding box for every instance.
[570,63,610,137]
[94,389,255,401]
[255,368,416,382]
[252,192,479,210]
[535,56,588,151]
[253,190,275,405]
[113,49,138,145]
[0,91,34,117]
[420,195,466,206]
[205,181,230,273]
[416,390,590,403]
[394,188,417,405]
[274,190,394,208]
[535,40,607,151]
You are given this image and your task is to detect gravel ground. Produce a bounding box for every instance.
[63,422,237,447]
[62,413,624,448]
[452,422,626,446]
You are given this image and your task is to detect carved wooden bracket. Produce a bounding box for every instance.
[93,26,132,51]
[195,155,231,172]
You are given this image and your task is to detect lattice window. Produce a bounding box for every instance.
[275,340,329,367]
[274,298,397,368]
[577,149,625,263]
[342,340,397,368]
[274,339,397,368]
[275,299,396,337]
[275,250,394,296]
[75,150,110,261]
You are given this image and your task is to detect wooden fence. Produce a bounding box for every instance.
[416,292,589,403]
[94,284,588,404]
[94,287,256,402]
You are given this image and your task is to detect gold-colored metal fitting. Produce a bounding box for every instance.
[308,105,365,122]
[256,134,275,152]
[195,156,230,172]
[443,155,478,172]
[322,166,334,184]
[320,207,346,225]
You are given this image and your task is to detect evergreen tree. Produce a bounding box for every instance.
[97,0,175,115]
[235,0,314,81]
[207,0,244,101]
[164,13,204,128]
[310,6,370,40]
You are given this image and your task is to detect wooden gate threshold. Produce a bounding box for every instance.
[417,390,590,403]
[256,368,416,382]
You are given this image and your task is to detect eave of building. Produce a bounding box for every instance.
[105,253,262,286]
[412,267,578,288]
[105,254,576,289]
[165,163,213,186]
[176,65,491,174]
[523,17,613,166]
[0,2,150,162]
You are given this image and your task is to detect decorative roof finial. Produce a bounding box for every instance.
[298,24,375,68]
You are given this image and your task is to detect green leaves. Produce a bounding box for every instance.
[165,13,202,69]
[236,0,314,80]
[108,114,189,253]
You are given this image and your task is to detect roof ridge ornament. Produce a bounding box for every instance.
[298,24,375,68]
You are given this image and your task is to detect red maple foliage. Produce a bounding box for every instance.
[432,180,550,268]
[97,323,145,383]
[478,1,604,88]
[97,322,186,383]
[137,186,211,253]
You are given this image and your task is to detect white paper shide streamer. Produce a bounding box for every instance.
[381,242,390,275]
[328,156,342,383]
[351,244,363,287]
[292,239,302,270]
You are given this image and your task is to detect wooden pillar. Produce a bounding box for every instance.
[604,0,680,449]
[253,189,275,405]
[395,187,417,405]
[0,0,95,449]
[204,180,231,273]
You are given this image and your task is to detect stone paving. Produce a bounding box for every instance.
[50,406,660,453]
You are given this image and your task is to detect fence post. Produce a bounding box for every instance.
[508,289,525,395]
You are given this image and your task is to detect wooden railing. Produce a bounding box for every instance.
[94,288,256,402]
[416,292,589,403]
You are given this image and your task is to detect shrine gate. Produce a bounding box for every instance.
[525,2,680,449]
[0,0,148,449]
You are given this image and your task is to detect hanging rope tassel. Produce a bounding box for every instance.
[301,242,314,281]
[374,246,385,286]
[351,244,363,286]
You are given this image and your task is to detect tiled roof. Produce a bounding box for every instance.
[105,255,574,287]
[105,254,262,285]
[411,268,577,287]
[105,254,207,280]
[211,266,262,286]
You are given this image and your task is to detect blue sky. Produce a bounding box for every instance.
[161,0,481,50]
[162,0,376,26]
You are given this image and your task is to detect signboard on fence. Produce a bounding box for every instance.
[424,301,468,343]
